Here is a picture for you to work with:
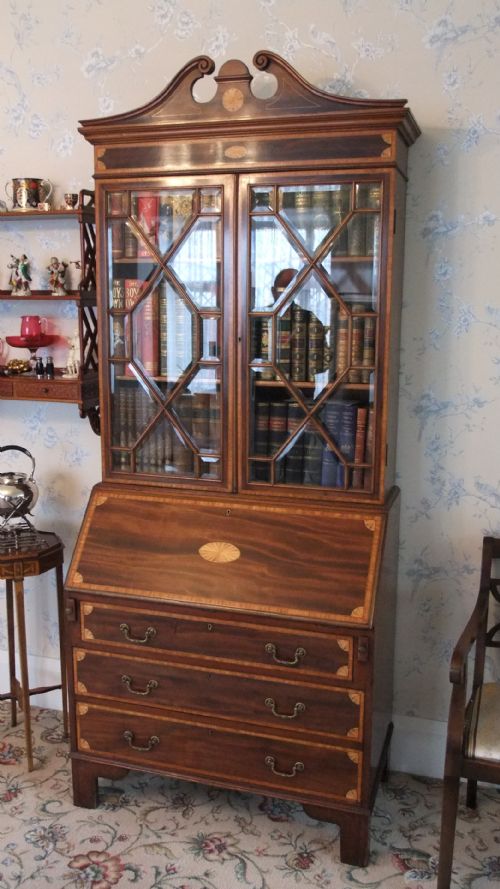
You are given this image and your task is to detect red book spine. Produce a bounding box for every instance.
[136,194,159,257]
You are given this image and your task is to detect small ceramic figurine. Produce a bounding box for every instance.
[63,331,80,377]
[47,256,68,296]
[8,253,31,296]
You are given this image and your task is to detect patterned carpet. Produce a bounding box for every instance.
[0,704,499,888]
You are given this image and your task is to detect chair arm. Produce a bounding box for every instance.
[449,593,488,685]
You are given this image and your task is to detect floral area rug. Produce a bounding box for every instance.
[0,703,499,888]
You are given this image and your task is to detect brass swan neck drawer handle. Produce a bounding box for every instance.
[123,730,160,752]
[265,643,306,666]
[119,623,157,644]
[264,755,304,778]
[121,675,159,696]
[265,697,306,719]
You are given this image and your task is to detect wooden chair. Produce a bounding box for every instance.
[437,535,500,889]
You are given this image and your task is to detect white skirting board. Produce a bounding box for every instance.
[0,650,448,779]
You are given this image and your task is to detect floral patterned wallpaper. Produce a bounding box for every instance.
[0,0,499,775]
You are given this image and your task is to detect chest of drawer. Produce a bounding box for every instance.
[73,648,363,741]
[75,702,362,805]
[78,601,354,681]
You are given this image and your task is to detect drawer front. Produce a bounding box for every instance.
[74,648,363,741]
[79,602,354,681]
[14,378,80,400]
[76,702,362,804]
[0,378,14,396]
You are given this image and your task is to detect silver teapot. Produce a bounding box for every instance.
[0,445,38,527]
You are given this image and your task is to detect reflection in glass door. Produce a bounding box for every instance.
[106,185,224,481]
[247,180,382,492]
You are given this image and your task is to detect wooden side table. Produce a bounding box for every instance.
[0,530,67,770]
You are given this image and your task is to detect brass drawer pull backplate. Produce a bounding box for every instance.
[265,697,306,719]
[123,730,160,752]
[119,623,157,644]
[121,675,159,696]
[265,755,304,778]
[265,643,306,666]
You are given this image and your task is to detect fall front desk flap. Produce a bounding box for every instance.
[66,486,387,626]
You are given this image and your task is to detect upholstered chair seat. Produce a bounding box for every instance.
[464,682,500,761]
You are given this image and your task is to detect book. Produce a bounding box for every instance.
[112,278,125,309]
[335,309,349,378]
[336,401,358,486]
[138,289,160,376]
[253,400,270,481]
[158,281,168,376]
[158,194,174,254]
[124,278,143,311]
[269,401,288,482]
[109,193,125,258]
[349,305,365,383]
[328,299,338,381]
[307,314,325,381]
[191,392,211,450]
[290,303,308,381]
[352,405,368,488]
[123,195,138,258]
[303,422,324,486]
[348,215,366,256]
[361,315,376,383]
[277,308,292,375]
[320,401,342,487]
[136,193,159,257]
[363,406,375,491]
[170,393,194,475]
[284,401,304,483]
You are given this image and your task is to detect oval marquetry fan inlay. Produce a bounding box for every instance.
[198,541,241,563]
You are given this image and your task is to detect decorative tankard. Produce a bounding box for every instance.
[5,178,53,210]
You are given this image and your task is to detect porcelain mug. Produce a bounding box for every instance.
[5,178,53,210]
[20,315,46,338]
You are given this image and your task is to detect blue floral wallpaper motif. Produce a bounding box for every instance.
[0,0,499,774]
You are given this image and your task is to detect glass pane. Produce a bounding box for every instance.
[200,188,221,213]
[158,284,197,384]
[157,190,196,253]
[279,184,351,254]
[324,253,379,312]
[131,289,161,377]
[188,367,221,454]
[108,263,157,312]
[250,217,303,310]
[251,186,273,211]
[111,451,131,472]
[107,192,126,215]
[170,218,221,309]
[201,316,220,359]
[110,374,158,450]
[168,393,195,476]
[355,182,381,209]
[276,271,332,394]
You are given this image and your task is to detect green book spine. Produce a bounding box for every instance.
[307,315,325,381]
[269,401,288,482]
[290,303,308,381]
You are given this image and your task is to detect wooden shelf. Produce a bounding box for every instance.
[0,289,80,301]
[0,208,80,219]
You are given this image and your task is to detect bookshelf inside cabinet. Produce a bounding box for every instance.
[67,52,420,866]
[0,190,99,432]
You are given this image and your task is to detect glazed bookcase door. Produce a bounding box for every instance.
[102,179,232,487]
[241,175,386,496]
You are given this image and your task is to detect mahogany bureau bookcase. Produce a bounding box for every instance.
[64,51,420,866]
